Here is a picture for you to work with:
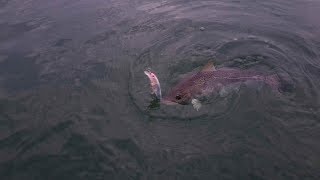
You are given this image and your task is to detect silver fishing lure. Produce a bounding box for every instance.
[144,68,162,100]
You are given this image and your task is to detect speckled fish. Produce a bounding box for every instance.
[162,62,280,110]
[144,68,162,100]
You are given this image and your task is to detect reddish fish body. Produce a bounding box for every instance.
[163,67,279,105]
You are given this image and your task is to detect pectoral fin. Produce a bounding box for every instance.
[191,99,202,111]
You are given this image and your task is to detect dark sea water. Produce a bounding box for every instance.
[0,0,320,179]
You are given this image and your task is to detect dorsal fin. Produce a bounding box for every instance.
[201,61,216,72]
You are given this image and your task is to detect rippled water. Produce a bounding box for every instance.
[0,0,320,179]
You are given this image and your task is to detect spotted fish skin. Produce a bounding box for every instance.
[162,66,280,105]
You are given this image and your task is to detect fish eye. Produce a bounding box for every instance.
[175,94,182,100]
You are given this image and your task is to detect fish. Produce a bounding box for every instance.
[144,68,162,100]
[162,62,280,110]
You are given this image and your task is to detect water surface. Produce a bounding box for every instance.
[0,0,320,179]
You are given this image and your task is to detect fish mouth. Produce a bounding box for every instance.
[161,98,178,105]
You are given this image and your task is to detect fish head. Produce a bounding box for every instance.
[163,83,193,105]
[162,72,205,105]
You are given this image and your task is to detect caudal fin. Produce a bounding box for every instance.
[265,74,294,94]
[265,74,281,93]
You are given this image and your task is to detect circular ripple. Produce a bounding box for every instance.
[128,11,319,121]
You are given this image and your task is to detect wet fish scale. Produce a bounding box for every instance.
[163,64,280,105]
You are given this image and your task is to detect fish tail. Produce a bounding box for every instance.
[265,74,280,92]
[266,73,295,94]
